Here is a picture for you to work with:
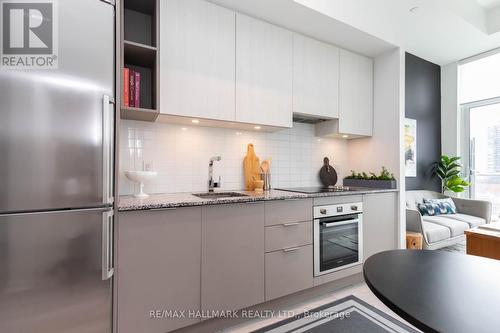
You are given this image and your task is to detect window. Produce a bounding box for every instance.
[460,50,500,219]
[460,51,500,104]
[465,101,500,218]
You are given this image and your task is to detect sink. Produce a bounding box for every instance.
[192,192,249,199]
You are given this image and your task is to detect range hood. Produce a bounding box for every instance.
[314,119,366,139]
[293,115,367,139]
[292,114,328,124]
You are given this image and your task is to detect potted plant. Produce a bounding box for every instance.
[343,167,397,189]
[434,155,470,194]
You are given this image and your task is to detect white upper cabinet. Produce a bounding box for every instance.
[293,34,339,119]
[338,49,373,136]
[159,1,373,135]
[160,0,235,121]
[235,14,293,128]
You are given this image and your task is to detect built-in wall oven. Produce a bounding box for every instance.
[313,203,363,276]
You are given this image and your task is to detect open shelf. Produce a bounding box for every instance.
[124,40,156,68]
[120,0,159,121]
[123,5,156,47]
[120,106,159,122]
[124,0,156,16]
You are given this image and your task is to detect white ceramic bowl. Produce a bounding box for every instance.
[124,171,157,198]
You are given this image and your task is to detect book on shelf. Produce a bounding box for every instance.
[123,68,129,107]
[134,71,140,108]
[129,69,135,107]
[123,67,141,108]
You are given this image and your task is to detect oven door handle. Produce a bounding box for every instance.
[322,219,359,228]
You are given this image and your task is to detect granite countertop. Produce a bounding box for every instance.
[118,187,398,211]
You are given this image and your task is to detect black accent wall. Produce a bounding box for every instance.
[405,53,442,192]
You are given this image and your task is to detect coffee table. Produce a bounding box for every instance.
[465,224,500,260]
[364,250,500,333]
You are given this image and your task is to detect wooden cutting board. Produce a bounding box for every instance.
[319,157,337,187]
[243,144,261,190]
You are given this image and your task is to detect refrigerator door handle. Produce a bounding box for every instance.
[0,207,110,217]
[102,95,115,205]
[102,210,114,280]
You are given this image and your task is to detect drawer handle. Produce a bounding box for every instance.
[283,222,300,227]
[282,246,301,253]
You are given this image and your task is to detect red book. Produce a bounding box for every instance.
[123,68,129,107]
[134,71,140,108]
[129,70,135,107]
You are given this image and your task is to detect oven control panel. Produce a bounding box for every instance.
[313,202,363,218]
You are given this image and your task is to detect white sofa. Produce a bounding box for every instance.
[406,190,492,250]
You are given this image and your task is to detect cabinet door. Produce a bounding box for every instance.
[160,0,235,120]
[265,245,313,300]
[293,34,339,119]
[363,193,398,260]
[201,203,265,311]
[117,208,202,333]
[339,49,373,136]
[236,14,293,128]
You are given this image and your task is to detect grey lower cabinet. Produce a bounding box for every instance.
[265,198,313,226]
[265,245,313,300]
[362,193,398,260]
[114,194,399,333]
[264,202,313,301]
[116,208,202,333]
[201,202,265,312]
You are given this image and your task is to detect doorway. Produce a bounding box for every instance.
[463,98,500,219]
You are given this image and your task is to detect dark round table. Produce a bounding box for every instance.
[363,250,500,333]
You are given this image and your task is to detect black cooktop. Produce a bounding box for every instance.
[277,186,352,194]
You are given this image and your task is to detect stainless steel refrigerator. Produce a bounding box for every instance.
[0,0,115,332]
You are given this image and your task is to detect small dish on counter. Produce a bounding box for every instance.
[124,170,158,198]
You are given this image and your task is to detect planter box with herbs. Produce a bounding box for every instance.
[343,167,397,189]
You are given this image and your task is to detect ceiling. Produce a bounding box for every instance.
[211,0,395,58]
[476,0,500,9]
[211,0,500,65]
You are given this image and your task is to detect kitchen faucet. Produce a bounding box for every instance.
[208,156,222,192]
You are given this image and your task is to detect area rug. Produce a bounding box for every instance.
[438,239,466,253]
[250,295,419,333]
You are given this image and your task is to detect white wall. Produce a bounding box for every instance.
[119,121,349,195]
[441,62,460,157]
[347,47,406,248]
[347,48,403,179]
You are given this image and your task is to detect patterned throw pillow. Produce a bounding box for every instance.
[418,199,457,216]
[424,198,457,214]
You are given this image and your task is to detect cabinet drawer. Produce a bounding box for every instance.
[265,245,313,300]
[265,199,312,226]
[265,221,312,252]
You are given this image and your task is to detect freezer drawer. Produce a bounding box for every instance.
[0,208,113,333]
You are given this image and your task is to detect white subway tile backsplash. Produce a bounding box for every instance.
[119,120,349,195]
